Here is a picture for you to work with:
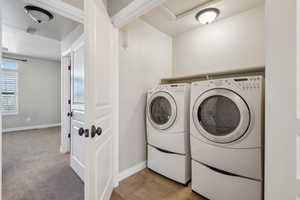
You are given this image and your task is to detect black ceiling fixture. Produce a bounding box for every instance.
[24,5,54,24]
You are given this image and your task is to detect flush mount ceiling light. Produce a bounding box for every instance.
[24,5,54,24]
[195,8,220,25]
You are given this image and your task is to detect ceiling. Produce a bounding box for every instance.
[142,0,264,36]
[108,0,134,16]
[61,0,109,12]
[62,0,84,10]
[2,25,61,61]
[2,0,81,41]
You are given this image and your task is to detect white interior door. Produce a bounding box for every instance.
[84,0,117,199]
[70,41,86,181]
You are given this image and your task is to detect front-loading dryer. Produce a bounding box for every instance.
[146,83,190,184]
[146,83,190,154]
[190,76,263,200]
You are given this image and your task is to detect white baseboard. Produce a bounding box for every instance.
[118,161,147,182]
[3,123,61,133]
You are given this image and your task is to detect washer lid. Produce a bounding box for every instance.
[193,88,250,144]
[147,91,177,130]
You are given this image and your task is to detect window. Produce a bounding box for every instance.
[1,60,18,115]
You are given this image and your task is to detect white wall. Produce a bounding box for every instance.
[3,53,61,130]
[61,24,84,53]
[265,0,298,199]
[173,6,265,77]
[119,19,172,172]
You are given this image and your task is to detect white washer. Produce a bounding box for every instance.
[190,76,263,200]
[146,83,190,184]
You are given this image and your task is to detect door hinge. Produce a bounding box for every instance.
[67,112,73,117]
[68,99,71,104]
[68,66,71,70]
[68,133,71,138]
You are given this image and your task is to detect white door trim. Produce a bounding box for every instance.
[297,0,300,120]
[0,4,3,198]
[61,35,85,154]
[60,53,71,153]
[112,29,120,188]
[25,0,84,24]
[297,1,300,197]
[111,0,166,28]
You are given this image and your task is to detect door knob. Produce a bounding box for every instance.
[91,125,102,138]
[78,127,84,136]
[78,128,89,137]
[96,127,102,136]
[84,129,89,137]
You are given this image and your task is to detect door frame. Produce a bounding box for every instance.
[1,0,170,196]
[0,0,119,193]
[50,1,120,188]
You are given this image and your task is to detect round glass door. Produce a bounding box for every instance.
[193,89,250,143]
[148,91,177,130]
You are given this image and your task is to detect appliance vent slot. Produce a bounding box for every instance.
[234,78,248,82]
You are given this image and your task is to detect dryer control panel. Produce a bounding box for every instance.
[148,83,190,95]
[206,76,262,90]
[233,76,262,90]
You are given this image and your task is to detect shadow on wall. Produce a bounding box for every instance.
[119,93,148,172]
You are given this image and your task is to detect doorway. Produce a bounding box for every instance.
[61,35,86,182]
[1,0,85,199]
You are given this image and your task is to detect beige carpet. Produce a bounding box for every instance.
[3,127,84,200]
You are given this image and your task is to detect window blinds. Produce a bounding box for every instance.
[1,71,17,114]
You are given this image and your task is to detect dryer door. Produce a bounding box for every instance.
[193,89,250,144]
[147,91,177,130]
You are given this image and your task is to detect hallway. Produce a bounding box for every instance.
[3,127,84,200]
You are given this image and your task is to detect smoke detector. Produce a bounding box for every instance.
[26,27,37,34]
[24,5,54,24]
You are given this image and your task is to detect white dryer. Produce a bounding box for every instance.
[190,76,263,200]
[146,83,190,184]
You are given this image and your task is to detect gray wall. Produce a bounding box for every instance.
[119,19,172,172]
[3,54,61,130]
[173,6,265,76]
